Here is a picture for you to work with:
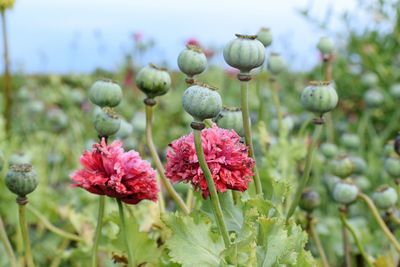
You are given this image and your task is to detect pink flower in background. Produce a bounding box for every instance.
[165,125,254,198]
[186,37,200,46]
[133,32,143,42]
[71,138,158,204]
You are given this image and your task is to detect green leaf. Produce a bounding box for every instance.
[219,192,243,233]
[163,212,225,267]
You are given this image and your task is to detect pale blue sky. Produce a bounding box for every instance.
[3,0,358,73]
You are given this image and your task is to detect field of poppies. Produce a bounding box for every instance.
[1,1,400,267]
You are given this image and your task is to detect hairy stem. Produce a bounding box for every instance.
[240,80,263,196]
[358,193,400,253]
[18,203,35,267]
[286,124,323,221]
[339,211,374,267]
[193,128,230,247]
[0,215,17,267]
[117,199,135,267]
[145,104,189,214]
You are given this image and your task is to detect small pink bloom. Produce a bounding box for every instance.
[165,125,254,198]
[186,37,200,47]
[133,32,143,42]
[71,138,158,204]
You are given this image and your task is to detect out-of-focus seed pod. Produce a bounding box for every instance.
[353,175,371,191]
[330,156,354,179]
[183,83,222,122]
[384,157,400,178]
[8,153,31,166]
[94,107,121,137]
[333,180,359,205]
[373,185,398,210]
[364,89,384,108]
[340,133,360,150]
[89,80,122,108]
[267,53,286,75]
[299,188,321,212]
[361,72,379,87]
[256,27,273,48]
[317,36,334,55]
[390,84,400,100]
[349,156,367,175]
[320,143,338,159]
[214,107,244,137]
[136,64,171,98]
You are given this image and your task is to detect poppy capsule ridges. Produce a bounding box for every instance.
[331,156,354,179]
[182,83,222,122]
[178,45,207,78]
[300,81,338,117]
[94,107,121,138]
[5,164,38,198]
[333,180,359,205]
[89,79,122,108]
[136,64,171,98]
[223,34,265,78]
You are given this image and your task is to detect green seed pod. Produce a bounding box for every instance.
[384,157,400,178]
[270,115,294,134]
[300,81,338,116]
[390,84,400,100]
[256,27,273,47]
[320,143,338,159]
[89,80,122,108]
[94,107,121,137]
[395,134,400,156]
[349,156,367,175]
[299,188,321,212]
[178,45,207,77]
[47,108,69,132]
[340,133,360,150]
[353,175,371,191]
[115,119,133,140]
[373,185,398,210]
[136,64,171,98]
[330,156,354,178]
[333,180,359,205]
[364,89,384,108]
[8,153,31,166]
[5,164,38,197]
[223,34,265,74]
[214,107,244,137]
[267,53,286,75]
[182,83,222,122]
[361,72,379,87]
[323,175,341,193]
[0,0,15,10]
[316,36,334,55]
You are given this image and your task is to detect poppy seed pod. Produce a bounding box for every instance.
[178,45,207,77]
[364,89,384,108]
[390,84,400,100]
[333,181,359,205]
[373,185,398,210]
[384,157,400,178]
[361,72,379,87]
[300,81,338,116]
[214,107,244,137]
[182,83,222,122]
[8,153,31,166]
[0,0,15,10]
[340,133,360,150]
[256,27,273,47]
[349,156,367,175]
[320,143,338,159]
[267,53,286,75]
[331,156,354,179]
[317,36,334,55]
[5,164,38,198]
[395,134,400,156]
[94,107,121,137]
[136,64,171,98]
[223,34,265,76]
[299,188,321,212]
[89,79,122,108]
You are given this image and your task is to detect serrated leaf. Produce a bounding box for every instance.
[163,212,225,267]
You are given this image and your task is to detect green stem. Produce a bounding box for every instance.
[193,128,230,247]
[50,239,70,267]
[270,77,283,138]
[18,203,35,267]
[358,111,370,156]
[286,124,323,222]
[91,196,105,267]
[240,79,263,197]
[0,215,17,267]
[339,211,375,267]
[145,104,189,214]
[1,9,12,135]
[185,188,194,211]
[358,193,400,253]
[27,205,84,243]
[308,217,330,267]
[256,65,265,121]
[342,220,352,267]
[117,199,135,267]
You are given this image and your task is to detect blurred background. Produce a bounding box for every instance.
[1,0,384,73]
